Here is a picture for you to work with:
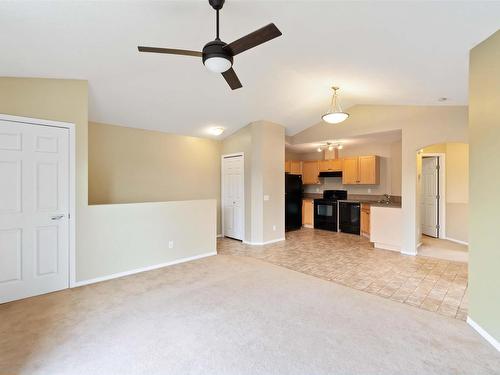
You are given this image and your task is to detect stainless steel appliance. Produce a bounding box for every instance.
[339,201,361,235]
[313,190,347,232]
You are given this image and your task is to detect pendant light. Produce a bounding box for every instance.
[322,86,349,124]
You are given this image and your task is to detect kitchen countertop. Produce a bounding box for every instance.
[302,193,402,208]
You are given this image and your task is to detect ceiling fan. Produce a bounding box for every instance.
[137,0,282,90]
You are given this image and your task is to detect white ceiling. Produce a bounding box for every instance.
[1,1,498,138]
[286,130,402,154]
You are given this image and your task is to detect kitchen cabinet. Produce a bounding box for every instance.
[302,198,314,227]
[342,155,380,185]
[361,203,371,237]
[302,161,320,185]
[285,160,302,175]
[319,159,342,172]
[290,160,302,175]
[285,160,291,173]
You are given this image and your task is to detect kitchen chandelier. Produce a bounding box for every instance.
[322,86,349,124]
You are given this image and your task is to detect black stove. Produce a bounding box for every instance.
[313,190,347,232]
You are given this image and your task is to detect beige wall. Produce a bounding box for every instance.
[222,121,285,244]
[420,143,469,243]
[0,77,217,282]
[299,141,402,196]
[291,105,468,254]
[469,30,500,343]
[89,122,221,233]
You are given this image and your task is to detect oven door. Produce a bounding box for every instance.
[314,201,338,231]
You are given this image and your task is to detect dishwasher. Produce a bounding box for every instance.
[338,201,361,235]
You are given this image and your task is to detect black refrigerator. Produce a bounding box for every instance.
[285,174,303,231]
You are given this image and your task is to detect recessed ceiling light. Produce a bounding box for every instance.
[209,127,225,136]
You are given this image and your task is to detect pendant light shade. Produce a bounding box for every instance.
[322,87,349,124]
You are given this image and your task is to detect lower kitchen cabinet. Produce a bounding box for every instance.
[302,198,314,227]
[361,203,371,237]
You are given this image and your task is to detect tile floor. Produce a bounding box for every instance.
[218,228,468,320]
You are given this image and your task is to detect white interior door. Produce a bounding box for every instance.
[222,155,244,241]
[421,156,439,237]
[0,120,69,303]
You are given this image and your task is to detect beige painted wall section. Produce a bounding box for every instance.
[0,77,217,282]
[89,122,221,233]
[469,30,500,343]
[222,121,285,244]
[291,105,468,254]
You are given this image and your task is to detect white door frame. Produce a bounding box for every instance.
[0,114,77,288]
[420,153,446,239]
[221,153,245,242]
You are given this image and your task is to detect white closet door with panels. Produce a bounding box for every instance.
[222,155,244,241]
[0,120,70,303]
[421,156,439,238]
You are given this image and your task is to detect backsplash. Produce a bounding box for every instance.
[303,176,392,196]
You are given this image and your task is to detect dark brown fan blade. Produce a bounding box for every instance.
[222,68,242,90]
[223,23,282,56]
[137,46,202,57]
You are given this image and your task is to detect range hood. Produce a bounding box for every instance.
[318,171,342,178]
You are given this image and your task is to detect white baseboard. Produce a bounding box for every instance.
[73,251,217,287]
[216,234,223,238]
[374,242,400,252]
[303,224,314,229]
[416,241,423,249]
[243,237,285,246]
[467,316,500,352]
[445,237,469,246]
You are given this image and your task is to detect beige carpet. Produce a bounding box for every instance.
[0,255,498,375]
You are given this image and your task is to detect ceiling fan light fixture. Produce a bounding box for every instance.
[204,56,232,73]
[322,86,349,124]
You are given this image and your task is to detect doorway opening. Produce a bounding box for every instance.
[416,143,469,262]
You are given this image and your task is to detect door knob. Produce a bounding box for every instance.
[51,214,65,220]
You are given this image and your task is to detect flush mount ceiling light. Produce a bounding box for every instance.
[209,126,225,136]
[322,87,349,124]
[316,142,344,152]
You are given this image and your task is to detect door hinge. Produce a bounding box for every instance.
[436,224,440,229]
[436,165,440,171]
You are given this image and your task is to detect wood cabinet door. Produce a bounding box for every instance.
[359,156,379,184]
[318,160,330,172]
[290,160,302,175]
[285,160,291,173]
[302,199,313,226]
[342,157,359,184]
[361,204,371,237]
[330,159,342,171]
[302,161,319,184]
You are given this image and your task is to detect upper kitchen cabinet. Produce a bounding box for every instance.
[302,161,320,184]
[285,160,291,173]
[285,160,302,175]
[319,159,342,172]
[342,155,380,184]
[290,160,302,175]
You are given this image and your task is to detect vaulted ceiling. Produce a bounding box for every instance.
[1,1,498,138]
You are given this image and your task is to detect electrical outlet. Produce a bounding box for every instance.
[316,188,320,193]
[368,188,372,193]
[168,241,174,249]
[273,225,276,231]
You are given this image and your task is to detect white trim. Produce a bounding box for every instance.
[445,237,469,246]
[243,237,285,246]
[73,251,217,287]
[374,242,401,252]
[221,153,245,242]
[303,224,314,229]
[216,234,223,238]
[0,114,77,289]
[467,316,500,352]
[420,153,446,239]
[416,241,423,249]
